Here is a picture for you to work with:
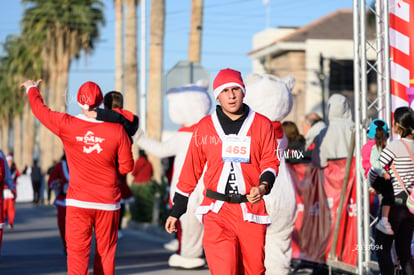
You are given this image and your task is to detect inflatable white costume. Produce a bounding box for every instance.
[244,73,297,275]
[134,80,211,269]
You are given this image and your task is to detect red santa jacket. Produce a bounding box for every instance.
[0,157,5,228]
[176,109,279,224]
[131,156,153,184]
[27,86,134,210]
[48,160,69,207]
[3,165,19,200]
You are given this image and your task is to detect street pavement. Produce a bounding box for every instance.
[1,203,347,275]
[0,202,211,275]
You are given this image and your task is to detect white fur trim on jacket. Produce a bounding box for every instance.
[25,85,38,94]
[66,198,120,211]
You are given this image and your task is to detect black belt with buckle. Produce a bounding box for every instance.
[206,189,248,203]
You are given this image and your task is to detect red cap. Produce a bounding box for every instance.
[213,68,245,99]
[77,81,103,110]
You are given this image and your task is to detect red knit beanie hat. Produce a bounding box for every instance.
[213,68,246,99]
[77,81,103,110]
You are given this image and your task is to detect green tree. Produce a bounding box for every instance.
[21,0,105,168]
[0,34,42,168]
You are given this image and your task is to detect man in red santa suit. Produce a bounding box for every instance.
[48,153,69,254]
[165,68,279,275]
[0,150,11,259]
[3,154,19,229]
[21,79,134,275]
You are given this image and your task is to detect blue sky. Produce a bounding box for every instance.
[0,0,353,128]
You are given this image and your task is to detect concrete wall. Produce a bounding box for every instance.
[269,51,307,125]
[305,39,355,117]
[249,35,378,132]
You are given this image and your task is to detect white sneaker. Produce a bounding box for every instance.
[168,253,206,269]
[164,239,179,252]
[376,220,394,235]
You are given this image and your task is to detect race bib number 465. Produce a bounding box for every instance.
[222,136,251,163]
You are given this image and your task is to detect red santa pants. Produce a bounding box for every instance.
[3,198,15,225]
[66,206,119,275]
[202,203,267,275]
[0,196,3,259]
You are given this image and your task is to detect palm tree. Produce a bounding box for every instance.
[0,54,12,153]
[147,0,165,184]
[188,0,203,63]
[114,0,124,91]
[123,0,139,171]
[0,58,14,157]
[21,0,105,169]
[0,35,42,169]
[124,0,138,115]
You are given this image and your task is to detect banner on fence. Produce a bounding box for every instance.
[289,158,358,266]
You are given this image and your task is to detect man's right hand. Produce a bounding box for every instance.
[246,185,265,204]
[165,216,178,234]
[21,79,42,90]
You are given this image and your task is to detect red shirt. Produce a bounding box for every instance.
[27,86,134,210]
[0,157,5,225]
[131,156,153,184]
[48,160,69,207]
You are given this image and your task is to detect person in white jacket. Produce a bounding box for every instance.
[302,112,326,152]
[311,93,355,168]
[134,80,211,269]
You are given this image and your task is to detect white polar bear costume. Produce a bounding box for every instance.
[244,73,297,275]
[134,80,211,269]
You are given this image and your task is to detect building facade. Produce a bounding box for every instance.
[248,9,377,130]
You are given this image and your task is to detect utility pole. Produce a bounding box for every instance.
[140,0,147,131]
[319,53,326,121]
[188,0,203,63]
